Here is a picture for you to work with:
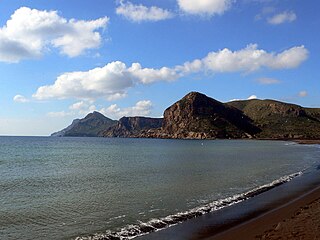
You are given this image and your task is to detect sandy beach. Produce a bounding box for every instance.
[210,186,320,240]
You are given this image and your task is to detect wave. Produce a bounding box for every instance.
[75,171,302,240]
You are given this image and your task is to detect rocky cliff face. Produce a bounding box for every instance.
[103,117,163,137]
[160,92,261,139]
[51,111,116,137]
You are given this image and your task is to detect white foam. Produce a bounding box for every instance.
[76,171,302,240]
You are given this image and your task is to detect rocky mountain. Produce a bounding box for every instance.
[159,92,261,139]
[102,117,163,137]
[51,91,320,140]
[227,99,320,139]
[51,111,116,137]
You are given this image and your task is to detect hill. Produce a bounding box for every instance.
[51,111,116,137]
[227,99,320,139]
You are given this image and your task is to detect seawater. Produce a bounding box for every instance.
[0,137,319,240]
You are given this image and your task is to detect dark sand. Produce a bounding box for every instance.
[210,186,320,240]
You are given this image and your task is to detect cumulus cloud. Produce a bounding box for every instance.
[32,44,308,101]
[33,61,181,100]
[0,7,108,62]
[13,94,29,103]
[267,11,296,25]
[100,100,153,119]
[69,100,96,113]
[179,44,308,73]
[129,63,181,84]
[33,61,135,100]
[48,100,96,118]
[298,91,308,97]
[178,0,232,16]
[116,1,173,22]
[256,77,281,85]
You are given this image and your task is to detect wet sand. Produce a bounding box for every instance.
[210,186,320,240]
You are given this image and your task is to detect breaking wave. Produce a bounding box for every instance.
[75,171,302,240]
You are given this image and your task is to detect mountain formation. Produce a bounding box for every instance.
[52,92,320,140]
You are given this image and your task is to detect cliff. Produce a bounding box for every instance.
[160,92,260,139]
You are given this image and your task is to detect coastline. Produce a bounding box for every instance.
[209,186,320,240]
[138,166,320,240]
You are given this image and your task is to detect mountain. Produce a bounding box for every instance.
[160,92,261,139]
[227,99,320,139]
[51,92,320,140]
[51,111,116,137]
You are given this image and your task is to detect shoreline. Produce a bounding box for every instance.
[138,167,320,240]
[209,186,320,240]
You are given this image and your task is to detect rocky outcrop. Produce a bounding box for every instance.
[160,92,261,139]
[103,117,163,137]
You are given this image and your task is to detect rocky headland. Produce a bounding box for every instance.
[52,92,320,140]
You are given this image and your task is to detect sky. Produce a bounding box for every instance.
[0,0,319,136]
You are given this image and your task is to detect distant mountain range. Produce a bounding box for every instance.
[52,92,320,140]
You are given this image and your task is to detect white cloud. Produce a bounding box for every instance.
[267,11,296,25]
[69,101,87,111]
[48,100,97,118]
[298,91,307,97]
[129,63,181,84]
[32,44,308,101]
[33,61,181,100]
[247,95,257,100]
[255,6,275,21]
[33,61,135,100]
[180,44,308,73]
[13,94,29,103]
[256,77,281,85]
[178,0,232,16]
[0,7,108,62]
[100,100,153,119]
[116,1,173,22]
[229,95,258,102]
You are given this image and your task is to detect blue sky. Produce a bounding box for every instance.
[0,0,319,136]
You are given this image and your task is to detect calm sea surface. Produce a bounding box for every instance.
[0,137,319,240]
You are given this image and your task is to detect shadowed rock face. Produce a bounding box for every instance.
[161,92,261,139]
[103,117,163,137]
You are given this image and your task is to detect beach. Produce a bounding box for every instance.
[210,186,320,240]
[138,166,320,240]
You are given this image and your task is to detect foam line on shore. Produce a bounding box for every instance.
[75,171,302,240]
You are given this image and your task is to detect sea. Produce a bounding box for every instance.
[0,136,319,240]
